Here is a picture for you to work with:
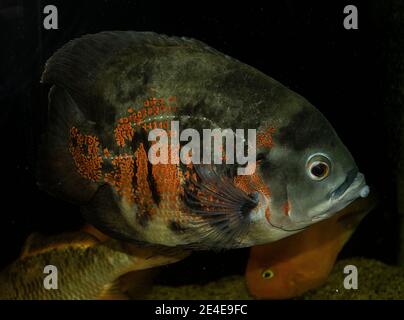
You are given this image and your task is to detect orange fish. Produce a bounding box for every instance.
[245,195,376,299]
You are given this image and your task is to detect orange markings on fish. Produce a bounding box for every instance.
[265,207,271,223]
[115,97,177,147]
[234,174,270,197]
[115,118,134,147]
[151,144,183,211]
[134,143,154,209]
[103,148,111,158]
[282,201,290,216]
[69,127,103,182]
[104,154,135,204]
[257,127,276,149]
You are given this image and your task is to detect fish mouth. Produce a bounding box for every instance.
[310,170,369,222]
[330,169,369,200]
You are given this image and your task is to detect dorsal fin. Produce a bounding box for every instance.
[19,231,99,259]
[41,31,224,100]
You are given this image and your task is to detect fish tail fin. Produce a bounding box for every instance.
[36,85,101,204]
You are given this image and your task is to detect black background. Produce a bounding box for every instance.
[0,0,402,284]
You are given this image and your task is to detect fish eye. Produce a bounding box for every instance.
[306,154,331,181]
[261,268,275,280]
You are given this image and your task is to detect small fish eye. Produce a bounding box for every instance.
[261,268,275,280]
[306,154,331,181]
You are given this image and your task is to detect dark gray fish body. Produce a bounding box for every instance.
[38,31,369,249]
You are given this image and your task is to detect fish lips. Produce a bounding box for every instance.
[330,171,369,202]
[311,171,369,222]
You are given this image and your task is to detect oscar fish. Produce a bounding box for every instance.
[0,226,187,300]
[245,195,376,299]
[37,31,369,250]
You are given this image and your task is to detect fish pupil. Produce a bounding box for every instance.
[311,163,327,177]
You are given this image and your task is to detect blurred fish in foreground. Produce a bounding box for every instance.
[0,226,188,300]
[245,193,377,299]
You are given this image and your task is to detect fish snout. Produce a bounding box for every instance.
[331,171,369,201]
[310,172,369,223]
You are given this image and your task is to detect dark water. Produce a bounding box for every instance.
[0,0,402,286]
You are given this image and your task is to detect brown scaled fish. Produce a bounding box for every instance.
[0,226,187,300]
[37,31,369,250]
[245,195,376,299]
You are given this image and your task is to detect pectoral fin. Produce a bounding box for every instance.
[183,164,259,248]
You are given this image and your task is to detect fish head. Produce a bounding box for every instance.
[255,103,369,233]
